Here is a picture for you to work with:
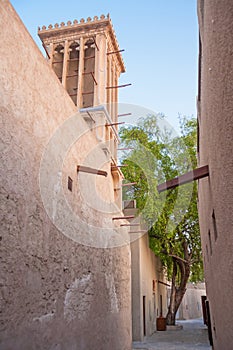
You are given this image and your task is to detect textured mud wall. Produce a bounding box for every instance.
[197,0,233,348]
[0,1,131,349]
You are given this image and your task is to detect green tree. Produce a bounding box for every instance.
[120,114,203,325]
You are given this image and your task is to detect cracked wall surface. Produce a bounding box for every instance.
[0,1,131,349]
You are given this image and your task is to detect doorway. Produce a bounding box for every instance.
[143,296,146,336]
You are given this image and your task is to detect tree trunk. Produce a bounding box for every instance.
[166,256,191,325]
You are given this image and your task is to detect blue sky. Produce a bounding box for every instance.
[11,0,198,130]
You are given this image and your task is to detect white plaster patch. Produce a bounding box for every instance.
[33,312,55,323]
[105,273,119,313]
[64,273,93,322]
[52,171,62,221]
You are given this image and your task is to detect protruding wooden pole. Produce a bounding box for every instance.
[118,113,132,117]
[107,49,125,55]
[111,164,128,169]
[122,182,137,187]
[106,83,132,89]
[120,223,140,227]
[112,215,134,220]
[106,122,125,127]
[77,165,107,177]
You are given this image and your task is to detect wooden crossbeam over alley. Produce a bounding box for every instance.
[157,165,209,193]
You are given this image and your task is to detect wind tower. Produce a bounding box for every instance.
[38,14,125,115]
[38,15,129,209]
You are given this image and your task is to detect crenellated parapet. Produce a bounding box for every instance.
[38,14,124,73]
[38,14,110,32]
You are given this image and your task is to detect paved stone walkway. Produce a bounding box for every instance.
[133,319,211,350]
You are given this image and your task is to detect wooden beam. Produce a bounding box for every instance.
[111,164,128,169]
[112,215,135,220]
[82,71,98,85]
[120,223,140,227]
[118,113,132,117]
[157,165,209,193]
[107,49,125,55]
[90,72,98,85]
[106,122,125,127]
[66,74,79,78]
[84,55,95,60]
[77,165,107,177]
[157,280,171,287]
[92,36,99,51]
[106,83,132,89]
[122,182,137,187]
[82,91,94,95]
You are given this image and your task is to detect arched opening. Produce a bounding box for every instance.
[83,39,96,108]
[67,41,80,105]
[52,44,64,82]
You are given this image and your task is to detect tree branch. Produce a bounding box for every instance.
[191,258,200,264]
[169,254,189,264]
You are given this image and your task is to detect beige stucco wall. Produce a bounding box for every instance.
[177,283,206,320]
[131,234,168,341]
[197,0,233,348]
[125,201,168,342]
[0,1,131,349]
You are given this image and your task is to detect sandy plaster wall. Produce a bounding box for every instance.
[0,1,131,349]
[197,0,233,348]
[131,233,167,341]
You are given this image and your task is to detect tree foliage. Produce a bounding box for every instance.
[120,114,203,324]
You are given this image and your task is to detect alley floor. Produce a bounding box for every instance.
[133,318,211,350]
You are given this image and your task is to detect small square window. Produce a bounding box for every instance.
[68,176,73,192]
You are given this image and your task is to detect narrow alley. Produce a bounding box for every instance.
[1,1,233,349]
[133,319,211,350]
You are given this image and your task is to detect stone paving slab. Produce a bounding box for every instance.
[133,319,212,350]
